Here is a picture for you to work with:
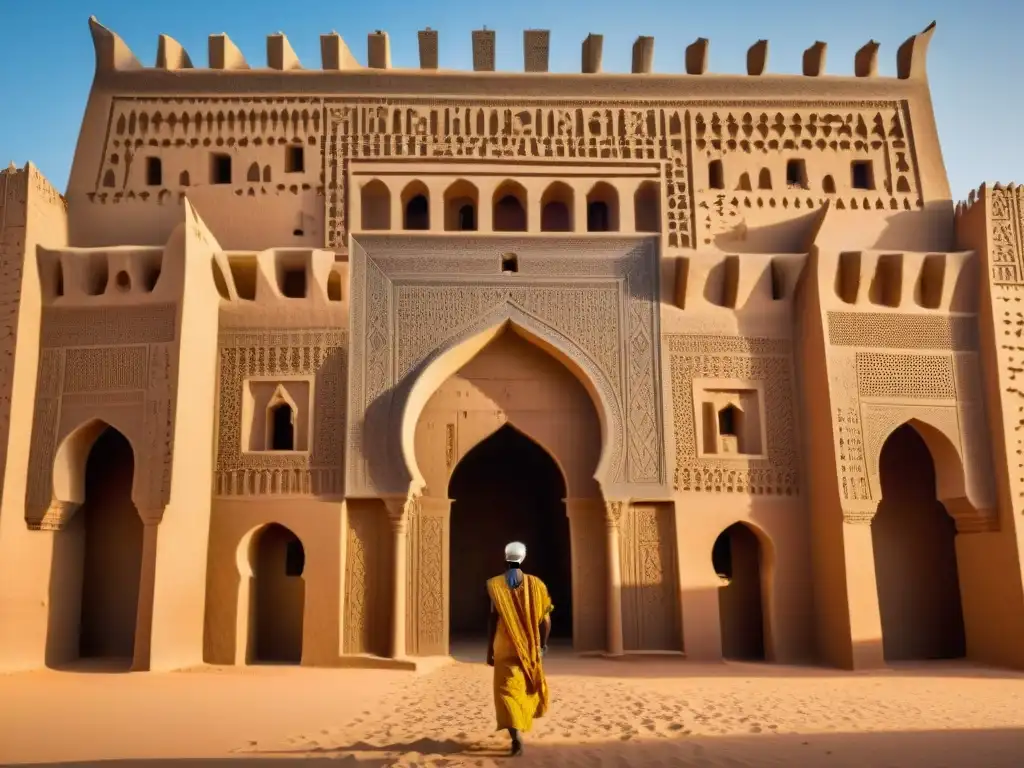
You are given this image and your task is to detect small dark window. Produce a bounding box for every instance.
[711,533,733,580]
[280,268,306,298]
[292,229,304,237]
[458,204,476,231]
[851,160,874,190]
[404,195,429,230]
[145,157,162,186]
[285,145,304,173]
[786,159,806,188]
[269,403,295,450]
[718,405,738,436]
[587,201,610,232]
[501,253,519,273]
[211,153,232,184]
[285,539,305,577]
[708,159,724,190]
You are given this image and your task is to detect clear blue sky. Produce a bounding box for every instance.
[1,0,1020,202]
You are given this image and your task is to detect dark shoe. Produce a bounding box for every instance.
[510,738,524,757]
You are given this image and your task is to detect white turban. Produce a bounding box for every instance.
[504,541,527,564]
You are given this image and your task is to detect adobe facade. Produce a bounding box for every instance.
[1,17,1023,672]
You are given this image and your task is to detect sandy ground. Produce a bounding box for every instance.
[3,650,1024,767]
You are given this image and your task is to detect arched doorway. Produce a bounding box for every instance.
[448,425,572,643]
[250,523,306,663]
[712,522,766,660]
[872,424,966,661]
[74,426,144,663]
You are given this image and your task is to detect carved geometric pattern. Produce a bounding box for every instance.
[827,312,977,351]
[855,353,956,400]
[346,237,665,496]
[989,184,1024,284]
[215,330,346,497]
[40,305,177,348]
[667,334,798,495]
[619,503,680,651]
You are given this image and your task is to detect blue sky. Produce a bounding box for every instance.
[1,0,1020,201]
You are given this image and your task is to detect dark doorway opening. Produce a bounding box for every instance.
[78,427,144,662]
[872,424,966,661]
[713,522,766,660]
[448,424,571,642]
[250,523,305,664]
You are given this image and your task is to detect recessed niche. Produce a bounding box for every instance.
[242,378,312,453]
[693,380,766,459]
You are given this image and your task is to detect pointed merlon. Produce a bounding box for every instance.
[418,28,438,69]
[802,41,826,76]
[209,33,249,70]
[321,32,360,70]
[268,33,301,70]
[747,40,768,75]
[472,29,495,71]
[632,36,654,74]
[524,29,550,73]
[896,21,936,80]
[685,38,709,75]
[88,16,142,72]
[854,40,880,77]
[156,35,193,70]
[581,33,603,74]
[367,30,391,69]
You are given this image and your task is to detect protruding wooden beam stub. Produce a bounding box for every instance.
[268,33,301,70]
[582,33,603,74]
[854,40,880,77]
[632,36,654,74]
[88,16,142,72]
[368,30,391,69]
[802,41,826,76]
[321,32,359,70]
[472,29,496,72]
[209,33,249,70]
[897,21,936,80]
[156,35,193,70]
[685,37,709,75]
[524,29,550,73]
[418,28,438,69]
[747,40,768,76]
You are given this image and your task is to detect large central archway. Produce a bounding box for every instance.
[448,424,572,642]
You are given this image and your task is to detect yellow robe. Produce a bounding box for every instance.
[486,573,553,732]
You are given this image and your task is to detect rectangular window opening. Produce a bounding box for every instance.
[285,145,305,173]
[851,160,874,190]
[211,153,232,185]
[786,159,807,188]
[145,157,163,186]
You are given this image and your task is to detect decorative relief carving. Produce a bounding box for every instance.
[347,238,664,496]
[667,334,798,494]
[40,305,177,348]
[988,184,1024,285]
[619,503,680,651]
[827,312,977,351]
[410,497,449,655]
[63,346,149,393]
[215,329,347,497]
[836,406,869,502]
[855,352,956,400]
[992,291,1024,514]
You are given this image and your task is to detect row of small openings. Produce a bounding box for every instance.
[215,257,344,302]
[673,256,787,309]
[835,252,946,309]
[141,146,306,188]
[706,159,876,192]
[361,180,661,233]
[51,258,161,298]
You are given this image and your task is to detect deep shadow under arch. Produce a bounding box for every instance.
[47,425,143,668]
[447,424,572,641]
[872,423,966,661]
[249,523,305,664]
[712,522,766,660]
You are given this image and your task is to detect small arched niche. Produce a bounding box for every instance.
[360,179,391,231]
[540,181,574,232]
[444,179,479,232]
[633,181,661,233]
[266,387,298,451]
[401,180,430,231]
[586,182,619,232]
[247,523,306,664]
[712,522,770,661]
[493,180,528,232]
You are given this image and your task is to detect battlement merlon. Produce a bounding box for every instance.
[87,16,936,82]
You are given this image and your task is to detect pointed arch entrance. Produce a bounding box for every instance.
[448,424,571,642]
[47,423,144,667]
[872,423,966,661]
[248,523,306,664]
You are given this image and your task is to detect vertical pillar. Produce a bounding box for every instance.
[384,495,414,658]
[131,513,162,671]
[604,500,626,655]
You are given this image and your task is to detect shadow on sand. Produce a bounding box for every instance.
[17,727,1024,767]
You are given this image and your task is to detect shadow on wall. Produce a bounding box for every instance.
[30,727,1024,767]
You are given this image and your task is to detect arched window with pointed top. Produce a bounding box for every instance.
[266,386,298,451]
